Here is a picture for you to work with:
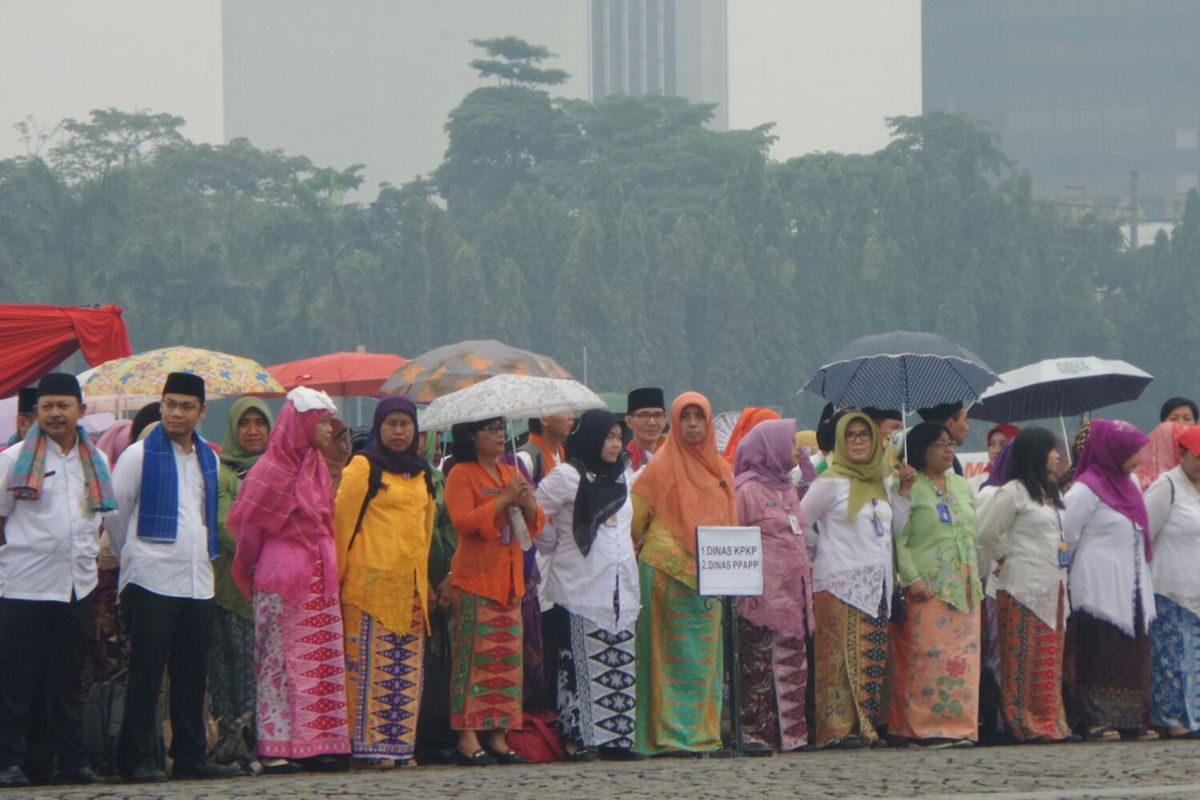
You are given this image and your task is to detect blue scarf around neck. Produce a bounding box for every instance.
[138,423,219,558]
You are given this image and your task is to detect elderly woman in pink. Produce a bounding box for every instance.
[733,418,814,752]
[229,387,351,772]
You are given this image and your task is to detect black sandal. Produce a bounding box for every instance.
[566,747,597,763]
[453,748,497,766]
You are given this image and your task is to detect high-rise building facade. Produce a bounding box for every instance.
[590,0,728,129]
[923,0,1200,224]
[223,0,728,193]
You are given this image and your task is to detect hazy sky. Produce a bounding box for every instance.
[0,0,920,163]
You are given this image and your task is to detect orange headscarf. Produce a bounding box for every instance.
[633,391,737,556]
[722,407,782,466]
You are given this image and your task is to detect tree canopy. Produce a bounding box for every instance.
[1,41,1193,433]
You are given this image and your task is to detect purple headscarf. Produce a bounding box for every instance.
[733,418,798,493]
[982,440,1015,490]
[360,395,428,477]
[1074,418,1151,560]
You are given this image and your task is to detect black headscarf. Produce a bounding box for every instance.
[565,409,629,557]
[361,396,429,478]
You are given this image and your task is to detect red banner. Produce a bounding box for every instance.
[0,304,133,397]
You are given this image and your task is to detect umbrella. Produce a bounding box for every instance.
[713,410,741,453]
[802,331,999,413]
[969,356,1153,423]
[267,351,408,397]
[380,339,573,403]
[77,346,284,413]
[419,374,607,432]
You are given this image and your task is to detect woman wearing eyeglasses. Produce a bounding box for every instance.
[887,422,983,748]
[443,417,545,766]
[801,411,914,749]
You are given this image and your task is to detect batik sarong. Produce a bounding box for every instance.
[996,589,1071,741]
[886,595,981,742]
[253,562,351,759]
[1150,595,1200,731]
[449,591,523,731]
[344,597,425,759]
[634,562,723,754]
[813,591,888,745]
[737,619,808,751]
[1065,607,1149,731]
[556,612,636,749]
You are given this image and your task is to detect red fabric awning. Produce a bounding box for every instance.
[0,304,134,397]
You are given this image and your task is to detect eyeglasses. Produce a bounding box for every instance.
[929,439,956,450]
[481,421,507,434]
[162,399,200,413]
[630,411,665,421]
[844,430,872,442]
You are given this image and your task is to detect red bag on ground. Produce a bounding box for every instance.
[505,711,567,763]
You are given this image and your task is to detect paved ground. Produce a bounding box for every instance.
[11,740,1200,800]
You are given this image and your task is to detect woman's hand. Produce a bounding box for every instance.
[896,463,917,497]
[499,474,531,507]
[907,579,932,602]
[435,574,454,612]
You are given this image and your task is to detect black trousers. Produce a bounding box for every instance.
[116,585,214,774]
[0,592,95,771]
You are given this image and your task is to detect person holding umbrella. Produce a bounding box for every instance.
[801,411,912,749]
[443,417,545,765]
[887,422,982,748]
[631,392,737,755]
[1062,419,1153,740]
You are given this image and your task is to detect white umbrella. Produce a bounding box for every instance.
[970,356,1153,422]
[419,374,606,432]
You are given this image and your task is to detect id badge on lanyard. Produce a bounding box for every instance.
[870,499,886,538]
[1055,509,1069,568]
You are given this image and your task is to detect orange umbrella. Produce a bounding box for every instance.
[267,352,408,397]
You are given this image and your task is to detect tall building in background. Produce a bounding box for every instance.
[922,1,1200,228]
[223,0,728,193]
[590,0,728,129]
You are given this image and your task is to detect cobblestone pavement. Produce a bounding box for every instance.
[10,740,1200,800]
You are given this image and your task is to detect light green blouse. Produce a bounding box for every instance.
[892,472,981,612]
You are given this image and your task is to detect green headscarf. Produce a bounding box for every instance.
[220,396,274,474]
[822,411,887,521]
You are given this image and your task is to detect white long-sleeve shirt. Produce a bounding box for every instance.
[1063,480,1155,636]
[976,480,1069,630]
[799,476,894,617]
[534,463,639,631]
[0,436,108,601]
[107,439,214,599]
[1146,465,1200,617]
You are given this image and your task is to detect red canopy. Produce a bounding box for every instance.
[267,351,408,397]
[0,304,133,397]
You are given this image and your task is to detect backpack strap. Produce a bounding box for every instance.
[517,442,545,484]
[348,458,385,551]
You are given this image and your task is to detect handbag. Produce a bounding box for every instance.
[889,584,908,623]
[506,710,567,763]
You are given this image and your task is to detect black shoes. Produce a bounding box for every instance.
[0,766,31,788]
[124,764,168,783]
[170,760,242,780]
[51,766,112,784]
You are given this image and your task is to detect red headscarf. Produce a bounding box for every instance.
[722,407,781,466]
[1137,421,1182,491]
[633,391,737,556]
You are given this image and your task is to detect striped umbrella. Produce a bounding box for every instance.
[802,331,999,413]
[969,357,1152,423]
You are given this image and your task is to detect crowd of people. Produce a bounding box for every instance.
[1,370,1198,787]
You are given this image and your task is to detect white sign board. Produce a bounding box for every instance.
[695,526,764,597]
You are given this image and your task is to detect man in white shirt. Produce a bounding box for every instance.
[108,373,238,783]
[0,373,115,787]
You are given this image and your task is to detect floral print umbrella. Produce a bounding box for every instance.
[77,346,284,413]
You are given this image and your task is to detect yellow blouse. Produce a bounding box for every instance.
[334,457,436,634]
[631,493,698,589]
